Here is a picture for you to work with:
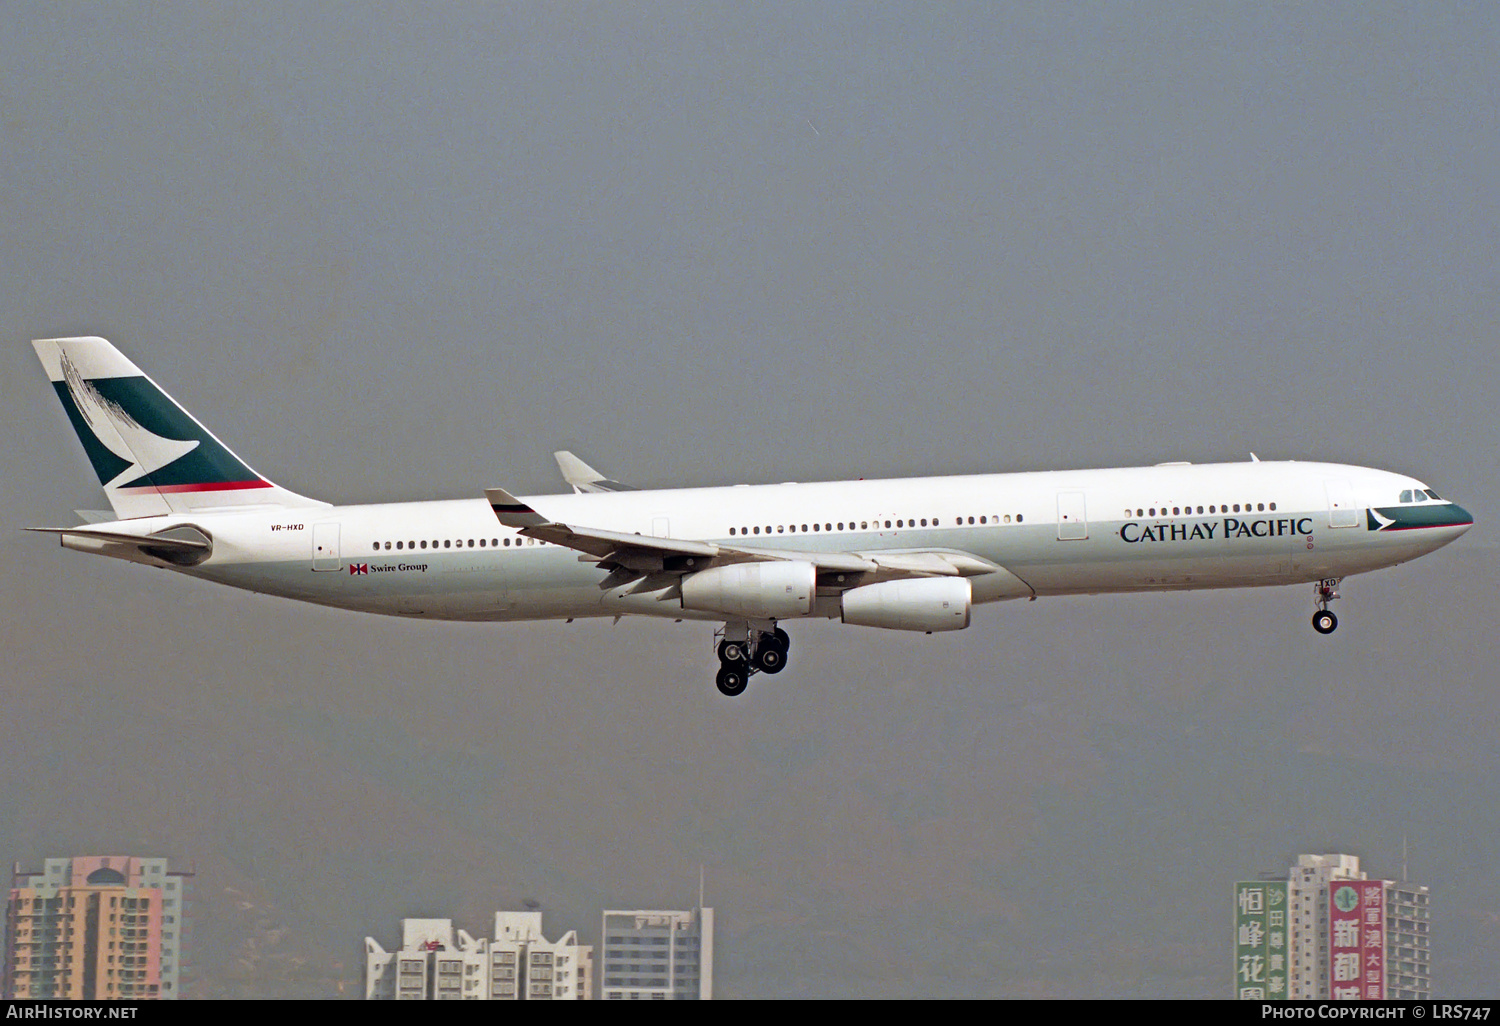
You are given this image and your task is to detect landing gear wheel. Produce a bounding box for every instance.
[1312,610,1338,635]
[752,627,790,674]
[754,643,785,674]
[716,664,748,697]
[717,639,748,665]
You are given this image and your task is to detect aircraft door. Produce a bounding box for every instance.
[1056,492,1088,540]
[1325,480,1360,528]
[312,523,341,571]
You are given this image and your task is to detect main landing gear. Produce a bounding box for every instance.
[715,623,790,697]
[1312,578,1341,634]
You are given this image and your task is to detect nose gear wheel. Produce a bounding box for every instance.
[1311,578,1341,634]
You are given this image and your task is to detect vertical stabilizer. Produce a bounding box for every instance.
[32,336,325,518]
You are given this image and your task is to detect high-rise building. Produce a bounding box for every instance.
[1380,881,1432,999]
[493,912,593,1000]
[599,907,713,1000]
[365,912,592,1000]
[1236,854,1430,1000]
[1287,853,1365,999]
[4,855,190,1000]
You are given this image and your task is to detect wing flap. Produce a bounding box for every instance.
[857,550,1004,577]
[726,545,877,574]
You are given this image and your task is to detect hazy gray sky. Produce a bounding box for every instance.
[3,3,1497,997]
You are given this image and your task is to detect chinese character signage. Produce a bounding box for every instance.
[1329,880,1384,1000]
[1235,881,1288,999]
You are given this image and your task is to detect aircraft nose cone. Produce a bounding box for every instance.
[1450,504,1475,533]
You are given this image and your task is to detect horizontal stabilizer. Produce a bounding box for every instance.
[27,523,213,566]
[27,526,207,551]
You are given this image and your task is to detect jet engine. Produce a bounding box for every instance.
[840,577,971,631]
[681,560,816,619]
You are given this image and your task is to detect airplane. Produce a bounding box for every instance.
[27,336,1475,697]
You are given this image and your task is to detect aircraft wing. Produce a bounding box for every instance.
[484,488,1003,584]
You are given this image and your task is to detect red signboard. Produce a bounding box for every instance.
[1329,880,1384,1000]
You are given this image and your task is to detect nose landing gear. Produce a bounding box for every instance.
[714,622,790,696]
[1312,578,1341,634]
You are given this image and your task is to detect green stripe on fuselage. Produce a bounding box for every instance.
[1367,504,1474,531]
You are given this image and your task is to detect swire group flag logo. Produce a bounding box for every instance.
[349,563,368,575]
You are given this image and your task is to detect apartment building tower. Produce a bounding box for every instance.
[365,912,592,999]
[599,907,713,1000]
[1236,853,1430,1000]
[4,855,190,1000]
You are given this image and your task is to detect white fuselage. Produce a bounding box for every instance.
[86,460,1470,625]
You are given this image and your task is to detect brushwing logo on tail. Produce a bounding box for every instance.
[60,353,199,488]
[54,352,267,493]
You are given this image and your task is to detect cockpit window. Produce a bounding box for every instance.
[1399,490,1413,503]
[1424,489,1442,501]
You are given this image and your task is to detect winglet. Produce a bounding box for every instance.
[485,487,549,528]
[553,451,636,493]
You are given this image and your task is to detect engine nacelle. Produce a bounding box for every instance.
[681,560,816,620]
[841,577,972,632]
